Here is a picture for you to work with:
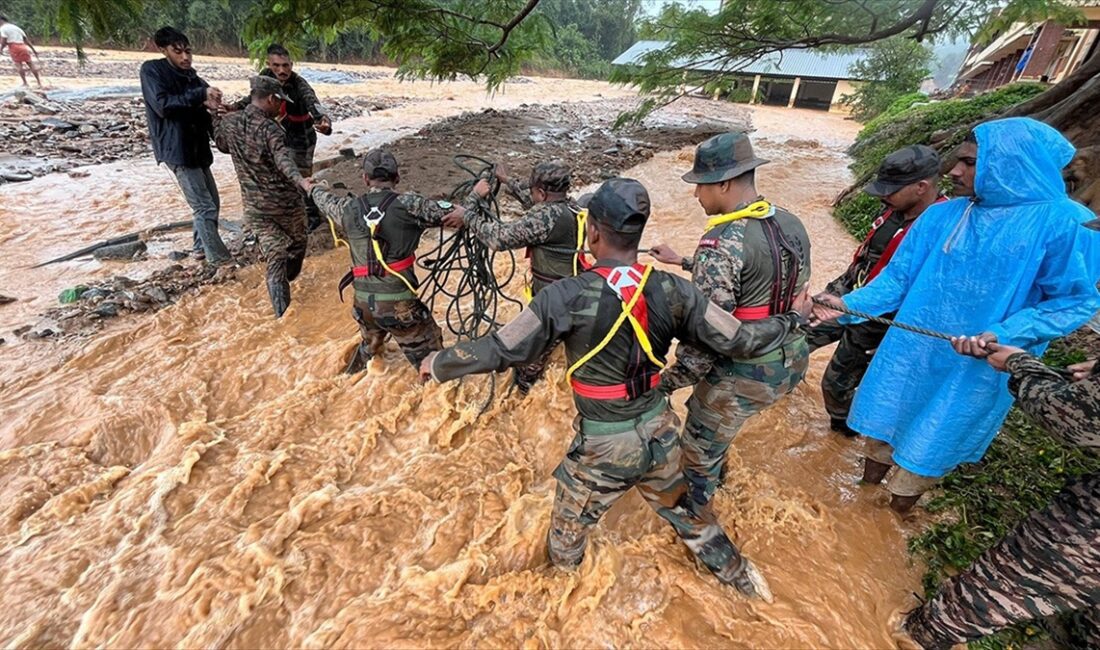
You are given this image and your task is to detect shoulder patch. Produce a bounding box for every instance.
[698,238,720,249]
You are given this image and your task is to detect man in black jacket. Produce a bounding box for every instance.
[140,26,231,264]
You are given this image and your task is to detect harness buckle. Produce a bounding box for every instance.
[603,265,643,300]
[363,206,385,229]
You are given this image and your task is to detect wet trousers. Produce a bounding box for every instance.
[247,210,307,318]
[290,145,322,232]
[169,164,232,264]
[806,318,890,423]
[352,294,443,367]
[905,473,1100,649]
[681,339,809,506]
[549,404,748,585]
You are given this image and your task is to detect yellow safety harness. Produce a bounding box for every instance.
[362,201,419,296]
[523,206,590,303]
[704,200,775,231]
[565,263,666,383]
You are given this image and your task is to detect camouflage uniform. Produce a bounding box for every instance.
[213,93,306,318]
[663,199,811,506]
[233,69,329,230]
[806,145,943,433]
[311,158,474,369]
[905,353,1100,649]
[467,162,582,391]
[430,178,806,594]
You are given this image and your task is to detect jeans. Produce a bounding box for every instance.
[169,164,232,263]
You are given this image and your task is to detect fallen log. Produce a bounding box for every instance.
[32,220,193,268]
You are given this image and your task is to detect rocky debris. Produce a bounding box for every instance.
[92,240,148,261]
[0,295,16,305]
[0,91,401,181]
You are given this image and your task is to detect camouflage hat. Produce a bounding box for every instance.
[250,75,292,103]
[587,178,650,234]
[865,145,941,197]
[681,132,768,185]
[363,148,399,179]
[530,161,571,193]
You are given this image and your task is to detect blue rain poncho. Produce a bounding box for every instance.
[842,117,1100,478]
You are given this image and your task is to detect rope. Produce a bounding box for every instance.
[811,296,957,341]
[418,154,526,415]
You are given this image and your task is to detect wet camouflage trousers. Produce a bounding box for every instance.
[549,404,749,585]
[905,473,1100,649]
[352,295,443,367]
[681,338,809,506]
[806,319,889,423]
[246,210,307,317]
[290,145,321,231]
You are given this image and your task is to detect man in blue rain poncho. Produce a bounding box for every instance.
[812,117,1100,514]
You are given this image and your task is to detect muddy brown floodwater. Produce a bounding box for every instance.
[1,52,924,649]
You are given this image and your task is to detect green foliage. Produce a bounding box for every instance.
[831,82,1046,239]
[840,38,933,121]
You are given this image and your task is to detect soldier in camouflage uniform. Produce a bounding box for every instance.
[229,44,332,231]
[214,76,311,318]
[422,178,812,597]
[465,160,586,393]
[310,148,471,373]
[905,337,1100,649]
[650,133,811,508]
[805,145,944,437]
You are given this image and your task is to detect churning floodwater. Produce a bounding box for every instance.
[0,56,924,648]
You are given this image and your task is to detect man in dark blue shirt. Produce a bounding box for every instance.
[139,26,231,264]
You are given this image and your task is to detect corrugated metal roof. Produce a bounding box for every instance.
[612,40,870,80]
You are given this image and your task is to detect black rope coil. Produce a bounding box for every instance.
[418,155,524,342]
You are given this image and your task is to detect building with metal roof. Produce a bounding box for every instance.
[612,40,870,111]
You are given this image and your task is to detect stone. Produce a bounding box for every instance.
[146,287,169,303]
[13,325,31,336]
[31,103,60,115]
[0,294,15,305]
[78,124,98,134]
[93,240,147,261]
[81,287,111,301]
[93,302,119,318]
[41,117,76,130]
[168,251,189,261]
[0,172,33,182]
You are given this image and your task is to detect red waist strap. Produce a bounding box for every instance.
[732,305,772,320]
[352,254,415,278]
[570,374,660,400]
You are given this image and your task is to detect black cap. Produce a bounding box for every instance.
[587,178,650,234]
[865,145,941,197]
[576,192,595,208]
[363,149,399,179]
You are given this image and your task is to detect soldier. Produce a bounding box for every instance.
[213,76,312,317]
[230,44,332,231]
[649,132,811,508]
[905,339,1100,648]
[419,178,812,597]
[463,160,587,393]
[310,149,468,373]
[805,145,944,438]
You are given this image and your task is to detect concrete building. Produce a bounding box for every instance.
[955,3,1100,92]
[612,40,868,112]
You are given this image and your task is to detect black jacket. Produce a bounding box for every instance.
[139,58,214,168]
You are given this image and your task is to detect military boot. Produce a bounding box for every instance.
[344,342,372,375]
[267,275,292,318]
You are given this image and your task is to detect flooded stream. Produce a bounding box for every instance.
[0,52,923,648]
